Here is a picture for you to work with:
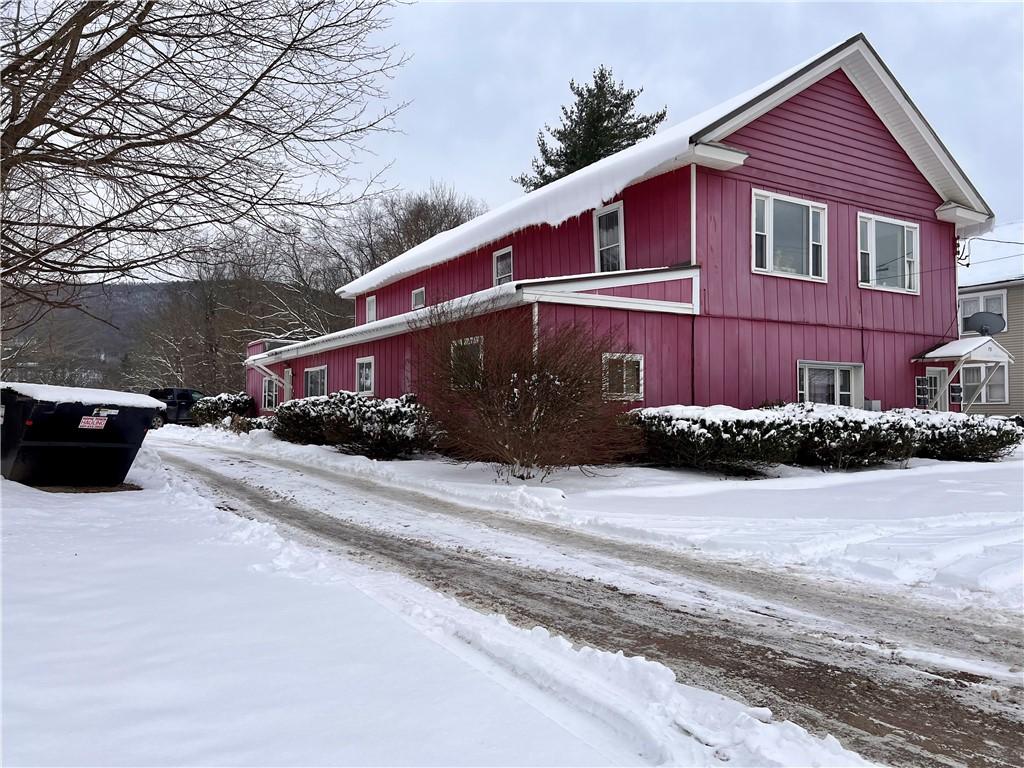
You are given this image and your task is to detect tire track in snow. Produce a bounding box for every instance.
[161,448,1023,768]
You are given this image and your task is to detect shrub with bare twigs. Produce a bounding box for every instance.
[413,302,640,481]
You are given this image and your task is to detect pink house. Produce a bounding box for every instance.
[246,34,1008,416]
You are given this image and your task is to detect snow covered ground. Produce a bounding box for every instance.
[161,426,1024,613]
[2,446,867,767]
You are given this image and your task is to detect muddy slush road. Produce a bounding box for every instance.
[159,445,1023,768]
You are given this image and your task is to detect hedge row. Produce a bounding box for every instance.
[272,390,431,459]
[191,392,255,425]
[634,403,1023,474]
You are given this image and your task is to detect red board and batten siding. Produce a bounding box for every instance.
[688,69,958,408]
[354,168,692,323]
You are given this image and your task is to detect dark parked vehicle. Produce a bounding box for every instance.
[148,388,206,427]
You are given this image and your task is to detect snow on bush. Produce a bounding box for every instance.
[272,391,430,459]
[191,392,255,425]
[633,406,800,475]
[894,409,1024,462]
[635,403,1023,473]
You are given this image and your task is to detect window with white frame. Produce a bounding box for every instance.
[959,290,1007,333]
[451,336,484,389]
[796,362,862,406]
[365,295,377,323]
[303,365,327,397]
[594,201,625,273]
[858,213,919,293]
[752,190,826,280]
[411,287,425,310]
[493,247,513,285]
[356,356,374,395]
[262,377,279,410]
[603,353,643,400]
[961,363,1008,404]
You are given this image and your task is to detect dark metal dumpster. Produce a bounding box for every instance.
[1,384,165,487]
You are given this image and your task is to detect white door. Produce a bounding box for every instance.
[926,367,949,411]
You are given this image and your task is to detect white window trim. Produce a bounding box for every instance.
[602,352,644,401]
[795,360,864,408]
[493,247,513,286]
[857,212,920,295]
[751,189,828,283]
[365,295,377,324]
[303,364,327,398]
[411,287,425,311]
[593,201,625,273]
[961,363,1009,404]
[355,355,375,396]
[959,288,1008,334]
[262,377,278,410]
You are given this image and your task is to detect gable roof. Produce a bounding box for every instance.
[337,33,992,298]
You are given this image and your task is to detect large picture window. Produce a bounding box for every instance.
[797,361,862,407]
[961,363,1008,405]
[752,190,826,281]
[858,213,919,293]
[603,353,643,401]
[356,356,374,396]
[262,377,279,410]
[303,365,327,398]
[593,201,625,273]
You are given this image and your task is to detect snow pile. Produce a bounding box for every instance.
[336,44,837,297]
[1,381,165,410]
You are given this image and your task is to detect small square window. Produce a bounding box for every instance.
[411,287,425,310]
[493,248,513,286]
[365,295,377,323]
[356,356,374,395]
[603,353,643,400]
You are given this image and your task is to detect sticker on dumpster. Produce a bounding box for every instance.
[78,416,108,429]
[93,408,119,417]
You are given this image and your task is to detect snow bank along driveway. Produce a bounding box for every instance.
[2,449,866,767]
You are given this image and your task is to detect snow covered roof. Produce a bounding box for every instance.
[914,337,1015,364]
[1,382,166,409]
[337,33,991,298]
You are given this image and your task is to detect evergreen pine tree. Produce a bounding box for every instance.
[513,66,667,191]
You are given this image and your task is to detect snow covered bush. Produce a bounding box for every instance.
[191,392,255,425]
[413,303,640,481]
[782,404,917,470]
[226,414,275,434]
[272,391,430,459]
[633,406,800,475]
[895,409,1024,462]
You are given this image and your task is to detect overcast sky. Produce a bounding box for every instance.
[360,2,1023,227]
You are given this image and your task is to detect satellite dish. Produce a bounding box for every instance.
[962,311,1006,336]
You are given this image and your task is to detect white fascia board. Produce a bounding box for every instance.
[516,265,700,293]
[936,202,992,234]
[524,289,697,316]
[696,37,992,220]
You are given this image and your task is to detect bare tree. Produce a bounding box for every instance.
[335,181,486,279]
[1,0,404,331]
